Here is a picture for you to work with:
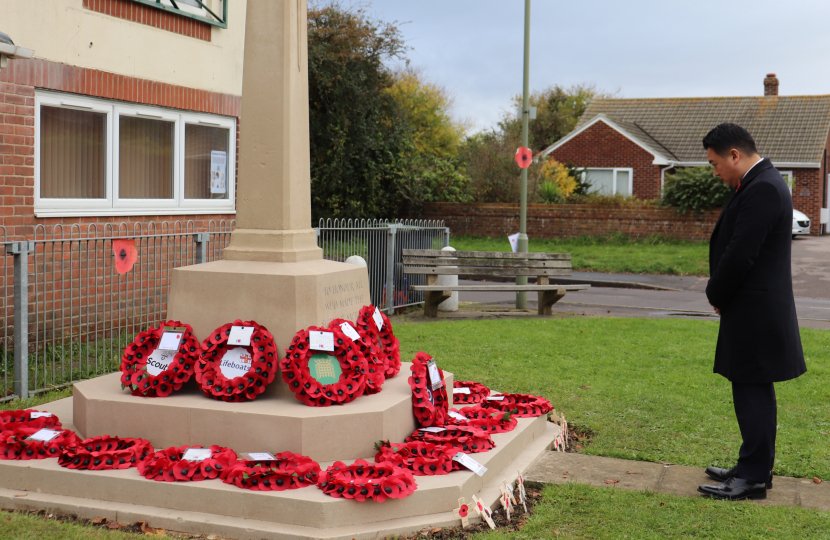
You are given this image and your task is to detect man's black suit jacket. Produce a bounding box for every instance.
[706,158,806,384]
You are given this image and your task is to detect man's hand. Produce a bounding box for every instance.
[711,304,721,316]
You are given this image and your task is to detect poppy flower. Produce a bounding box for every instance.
[515,147,533,169]
[458,504,469,517]
[112,239,138,274]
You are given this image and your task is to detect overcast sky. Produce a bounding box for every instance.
[367,0,830,132]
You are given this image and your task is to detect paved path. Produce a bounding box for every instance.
[524,451,830,510]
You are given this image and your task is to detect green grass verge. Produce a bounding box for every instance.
[1,511,144,540]
[450,234,710,276]
[0,387,73,413]
[470,483,830,539]
[395,317,830,479]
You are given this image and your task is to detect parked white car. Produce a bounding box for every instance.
[793,209,810,238]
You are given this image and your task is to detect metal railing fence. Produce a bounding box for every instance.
[1,220,234,401]
[315,219,449,313]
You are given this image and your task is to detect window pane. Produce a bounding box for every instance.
[40,106,106,199]
[586,169,614,195]
[119,116,174,199]
[616,170,630,195]
[184,124,230,200]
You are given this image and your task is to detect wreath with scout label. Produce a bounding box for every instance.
[317,458,417,502]
[223,451,321,491]
[119,321,200,398]
[356,305,401,378]
[0,426,79,460]
[408,351,449,428]
[138,444,237,482]
[280,325,368,407]
[59,435,152,471]
[196,320,278,402]
[328,318,386,394]
[482,393,553,417]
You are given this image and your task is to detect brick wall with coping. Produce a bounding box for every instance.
[422,202,720,242]
[83,0,213,41]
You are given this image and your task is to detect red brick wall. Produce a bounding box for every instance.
[83,0,212,41]
[422,202,719,242]
[549,121,664,200]
[790,167,822,233]
[0,57,241,242]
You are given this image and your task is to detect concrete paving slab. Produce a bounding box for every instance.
[796,479,830,511]
[524,452,664,492]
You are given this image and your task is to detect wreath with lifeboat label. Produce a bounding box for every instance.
[328,318,385,394]
[408,351,449,428]
[356,305,401,378]
[280,326,368,407]
[119,321,201,397]
[195,320,278,402]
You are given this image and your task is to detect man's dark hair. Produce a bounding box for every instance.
[702,123,758,157]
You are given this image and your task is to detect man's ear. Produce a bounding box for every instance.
[729,148,741,163]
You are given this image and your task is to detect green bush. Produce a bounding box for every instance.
[537,179,564,203]
[661,166,731,215]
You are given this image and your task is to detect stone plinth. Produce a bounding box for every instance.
[73,365,452,463]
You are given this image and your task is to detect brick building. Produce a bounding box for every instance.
[1,0,244,242]
[539,74,830,234]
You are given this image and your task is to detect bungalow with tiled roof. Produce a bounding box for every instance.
[539,75,830,234]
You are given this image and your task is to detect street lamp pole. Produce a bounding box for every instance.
[516,0,531,309]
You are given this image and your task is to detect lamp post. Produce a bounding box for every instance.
[516,0,531,309]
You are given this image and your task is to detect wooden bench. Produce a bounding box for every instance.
[403,249,590,317]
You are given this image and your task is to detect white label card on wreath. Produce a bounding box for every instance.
[453,452,488,476]
[309,331,335,352]
[448,411,468,421]
[486,395,505,401]
[427,360,443,390]
[453,387,471,395]
[219,347,254,380]
[27,429,61,442]
[182,448,213,462]
[339,322,361,342]
[372,307,384,332]
[419,426,447,433]
[30,412,53,419]
[243,452,277,461]
[158,330,184,351]
[146,348,176,376]
[227,326,255,347]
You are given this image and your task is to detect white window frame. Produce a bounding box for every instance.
[778,170,793,193]
[582,167,634,196]
[34,91,236,217]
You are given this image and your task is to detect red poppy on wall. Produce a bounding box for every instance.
[515,147,533,169]
[113,239,138,274]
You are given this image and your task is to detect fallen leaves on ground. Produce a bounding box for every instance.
[90,517,107,524]
[626,471,639,474]
[814,477,822,484]
[106,521,123,530]
[604,479,620,484]
[581,384,591,390]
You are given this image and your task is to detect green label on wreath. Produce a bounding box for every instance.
[309,353,342,385]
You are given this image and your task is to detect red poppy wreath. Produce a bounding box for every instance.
[452,381,491,405]
[280,326,368,407]
[483,393,553,417]
[196,320,278,402]
[317,459,417,502]
[449,405,518,434]
[328,318,385,395]
[59,435,152,471]
[0,409,62,431]
[138,445,237,482]
[408,351,449,428]
[406,426,495,454]
[119,320,200,397]
[356,305,401,378]
[374,440,461,476]
[223,451,321,491]
[0,427,79,460]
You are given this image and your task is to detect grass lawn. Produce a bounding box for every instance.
[1,512,145,540]
[450,235,710,276]
[395,317,830,480]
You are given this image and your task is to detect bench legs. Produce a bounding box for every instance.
[424,290,452,318]
[538,289,567,316]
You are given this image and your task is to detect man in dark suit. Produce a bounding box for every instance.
[697,123,806,501]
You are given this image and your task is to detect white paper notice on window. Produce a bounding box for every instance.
[427,360,443,390]
[27,429,61,442]
[228,326,255,347]
[309,331,335,352]
[453,387,471,395]
[372,306,384,332]
[182,448,213,462]
[419,426,446,433]
[339,322,361,342]
[453,452,488,476]
[448,411,468,421]
[29,412,53,419]
[243,452,276,461]
[210,150,227,194]
[158,331,184,351]
[486,395,505,401]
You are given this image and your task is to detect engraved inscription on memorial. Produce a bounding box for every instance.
[321,279,369,325]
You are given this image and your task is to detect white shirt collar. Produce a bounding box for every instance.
[742,157,764,180]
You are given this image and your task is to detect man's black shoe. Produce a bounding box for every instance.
[697,476,767,501]
[704,466,773,489]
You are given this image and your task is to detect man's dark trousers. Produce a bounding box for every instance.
[732,382,776,483]
[706,158,806,481]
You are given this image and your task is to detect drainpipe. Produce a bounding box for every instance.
[660,162,675,195]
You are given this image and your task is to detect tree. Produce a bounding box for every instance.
[661,166,732,214]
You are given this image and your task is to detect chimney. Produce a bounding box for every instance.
[764,73,779,96]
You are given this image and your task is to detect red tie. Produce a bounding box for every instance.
[735,182,741,193]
